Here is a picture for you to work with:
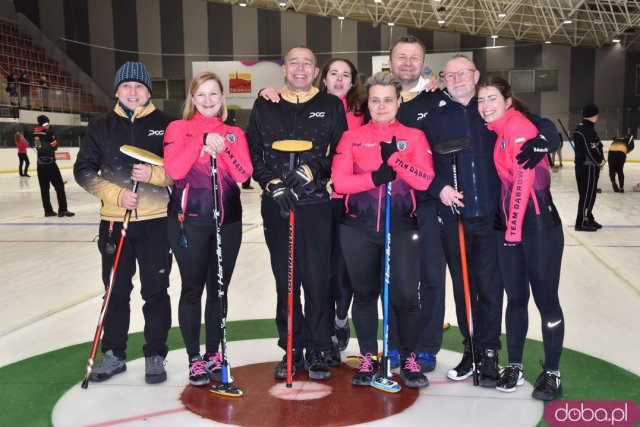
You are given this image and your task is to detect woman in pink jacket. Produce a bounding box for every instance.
[477,76,564,401]
[14,132,30,177]
[163,72,253,386]
[331,72,434,389]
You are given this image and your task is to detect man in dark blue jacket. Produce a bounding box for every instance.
[421,54,559,387]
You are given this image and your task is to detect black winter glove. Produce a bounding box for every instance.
[268,180,297,213]
[284,164,314,189]
[371,162,397,187]
[380,136,399,163]
[516,134,549,169]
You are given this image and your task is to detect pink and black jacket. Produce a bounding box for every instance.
[331,120,435,232]
[164,113,253,226]
[489,108,561,243]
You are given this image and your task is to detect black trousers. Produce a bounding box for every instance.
[168,218,242,359]
[575,164,599,226]
[442,216,503,350]
[37,162,67,213]
[497,225,564,371]
[388,200,446,355]
[18,153,29,175]
[262,196,333,352]
[98,217,172,359]
[415,200,447,354]
[329,198,352,322]
[341,225,421,359]
[608,151,626,189]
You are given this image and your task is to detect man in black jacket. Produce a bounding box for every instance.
[573,104,605,231]
[33,115,74,217]
[247,46,348,381]
[74,61,173,385]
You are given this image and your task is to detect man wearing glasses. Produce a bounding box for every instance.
[421,54,559,387]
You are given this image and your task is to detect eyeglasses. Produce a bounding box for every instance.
[443,69,476,82]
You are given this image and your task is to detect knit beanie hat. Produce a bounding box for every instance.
[582,104,599,118]
[37,115,50,126]
[114,61,152,93]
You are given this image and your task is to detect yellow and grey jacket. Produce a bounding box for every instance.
[74,102,174,221]
[609,135,635,155]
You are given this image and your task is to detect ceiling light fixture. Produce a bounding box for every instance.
[612,36,621,43]
[563,16,572,24]
[387,22,395,26]
[497,11,507,18]
[374,0,382,3]
[338,16,345,20]
[278,1,287,6]
[491,34,498,39]
[437,18,445,24]
[239,1,247,6]
[545,40,552,44]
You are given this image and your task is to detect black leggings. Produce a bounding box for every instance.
[608,151,626,189]
[497,225,564,370]
[168,218,242,359]
[340,225,420,359]
[329,198,352,321]
[18,153,29,175]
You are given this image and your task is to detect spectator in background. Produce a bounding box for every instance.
[18,73,30,108]
[39,75,49,110]
[6,82,19,106]
[608,134,635,193]
[14,131,30,177]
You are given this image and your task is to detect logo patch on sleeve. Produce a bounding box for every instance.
[396,140,408,151]
[226,133,236,143]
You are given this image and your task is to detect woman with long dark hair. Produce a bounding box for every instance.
[477,76,564,401]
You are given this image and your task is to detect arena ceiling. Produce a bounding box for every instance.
[213,0,640,51]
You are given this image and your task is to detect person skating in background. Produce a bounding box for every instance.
[247,46,348,382]
[573,104,605,231]
[608,133,634,193]
[33,115,74,217]
[551,133,564,167]
[14,131,30,177]
[163,71,253,386]
[332,72,434,389]
[74,61,173,385]
[477,76,565,401]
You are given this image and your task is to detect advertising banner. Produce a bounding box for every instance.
[192,61,284,109]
